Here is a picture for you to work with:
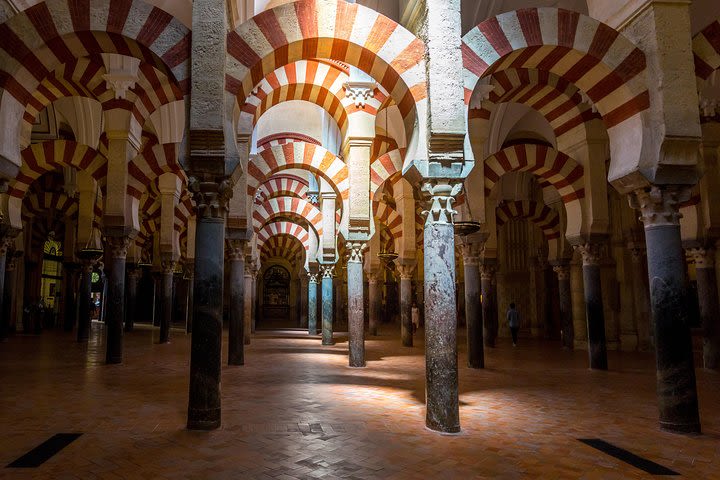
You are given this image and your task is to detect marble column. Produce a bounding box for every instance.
[187,180,231,431]
[575,243,607,370]
[367,272,381,336]
[251,266,258,333]
[553,263,573,350]
[688,248,720,369]
[124,266,140,332]
[243,260,253,344]
[104,235,132,364]
[630,186,700,433]
[630,246,652,350]
[63,263,78,332]
[158,259,176,344]
[422,181,461,434]
[4,253,18,335]
[300,274,309,328]
[308,272,319,335]
[227,240,245,366]
[346,243,366,367]
[320,264,335,346]
[184,264,195,334]
[462,246,483,369]
[480,263,496,348]
[77,259,95,342]
[0,238,9,340]
[397,263,415,347]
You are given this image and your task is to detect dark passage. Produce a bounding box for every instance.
[578,438,679,476]
[6,433,83,468]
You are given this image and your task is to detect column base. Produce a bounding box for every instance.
[425,420,461,435]
[660,420,701,435]
[187,408,221,431]
[322,340,335,346]
[106,355,122,365]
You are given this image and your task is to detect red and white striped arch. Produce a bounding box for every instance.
[496,200,561,240]
[256,132,320,150]
[22,191,78,220]
[257,221,311,255]
[260,233,306,265]
[484,144,584,207]
[253,196,323,237]
[694,21,720,81]
[226,0,428,162]
[370,149,402,196]
[248,142,349,201]
[128,143,185,199]
[372,199,402,252]
[0,0,191,165]
[256,175,309,203]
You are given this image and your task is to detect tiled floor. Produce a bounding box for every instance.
[0,323,718,479]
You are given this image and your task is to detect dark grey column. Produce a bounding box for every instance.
[553,263,573,350]
[4,253,18,334]
[104,235,132,364]
[184,264,195,334]
[575,243,608,370]
[308,272,319,335]
[688,248,720,369]
[158,258,176,344]
[320,264,335,346]
[243,261,253,343]
[347,243,365,367]
[368,272,381,336]
[0,238,10,340]
[631,186,700,433]
[300,273,309,328]
[398,263,415,347]
[63,263,78,332]
[227,240,245,366]
[77,259,95,342]
[423,182,460,434]
[187,180,230,431]
[480,263,496,348]
[630,246,652,350]
[462,246,483,368]
[125,266,140,332]
[251,267,258,334]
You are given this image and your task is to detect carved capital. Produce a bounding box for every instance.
[183,263,195,279]
[226,239,246,261]
[629,245,646,263]
[366,272,379,284]
[319,264,335,279]
[188,177,233,219]
[396,263,416,280]
[553,264,570,281]
[307,193,320,205]
[308,272,320,284]
[687,247,715,269]
[345,242,365,264]
[421,180,463,226]
[460,243,481,266]
[480,264,495,281]
[161,259,177,275]
[104,235,132,259]
[628,185,691,228]
[343,81,376,108]
[127,266,142,279]
[574,243,602,267]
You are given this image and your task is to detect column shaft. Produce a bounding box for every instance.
[368,275,380,336]
[464,259,483,368]
[347,245,365,367]
[159,262,175,344]
[300,275,309,328]
[104,236,131,363]
[577,244,608,370]
[227,242,245,366]
[553,264,573,350]
[688,248,720,369]
[0,244,7,340]
[480,265,496,348]
[243,265,253,344]
[77,262,94,342]
[125,268,139,332]
[308,274,319,335]
[321,265,334,345]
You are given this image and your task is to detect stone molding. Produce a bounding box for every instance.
[629,185,691,228]
[189,177,233,219]
[421,181,463,226]
[343,81,376,108]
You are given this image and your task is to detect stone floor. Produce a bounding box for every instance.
[0,323,719,479]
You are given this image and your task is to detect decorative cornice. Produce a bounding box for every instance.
[343,81,377,108]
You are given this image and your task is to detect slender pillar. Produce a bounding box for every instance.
[158,259,176,344]
[300,274,309,328]
[77,259,95,342]
[227,240,245,366]
[423,181,461,434]
[480,263,496,348]
[251,266,258,333]
[368,272,381,336]
[462,246,483,368]
[187,180,230,431]
[347,243,366,367]
[4,253,18,335]
[688,248,720,369]
[124,266,140,332]
[575,243,608,370]
[63,264,78,332]
[0,238,11,340]
[553,263,573,350]
[184,264,195,334]
[397,263,415,347]
[104,235,132,364]
[630,246,652,350]
[630,186,700,433]
[243,261,253,344]
[308,272,319,335]
[320,264,335,346]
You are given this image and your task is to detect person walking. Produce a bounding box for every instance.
[507,302,520,346]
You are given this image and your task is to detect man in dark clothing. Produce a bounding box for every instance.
[507,302,520,346]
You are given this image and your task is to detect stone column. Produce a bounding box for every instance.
[77,259,95,342]
[688,247,720,369]
[104,235,132,364]
[630,186,700,433]
[367,272,381,336]
[184,264,195,334]
[227,239,245,366]
[251,265,258,333]
[308,272,319,335]
[346,243,366,367]
[629,246,652,350]
[480,263,496,347]
[3,253,18,335]
[462,246,483,368]
[575,243,607,370]
[63,263,78,332]
[243,260,253,344]
[125,266,140,332]
[397,263,416,347]
[159,258,176,344]
[422,181,461,434]
[320,264,335,346]
[0,238,11,340]
[187,179,231,431]
[553,263,573,350]
[300,273,309,328]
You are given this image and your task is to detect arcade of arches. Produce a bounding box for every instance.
[1,0,720,476]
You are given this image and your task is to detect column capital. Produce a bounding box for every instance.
[127,265,142,279]
[421,180,463,226]
[345,242,365,264]
[628,185,692,228]
[574,243,602,267]
[396,263,416,280]
[104,235,133,259]
[343,81,377,108]
[225,238,246,261]
[188,177,233,219]
[0,226,20,255]
[553,264,571,281]
[366,272,380,284]
[161,259,177,275]
[460,242,482,265]
[319,264,335,279]
[183,263,195,279]
[480,263,496,280]
[687,247,715,269]
[308,272,320,284]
